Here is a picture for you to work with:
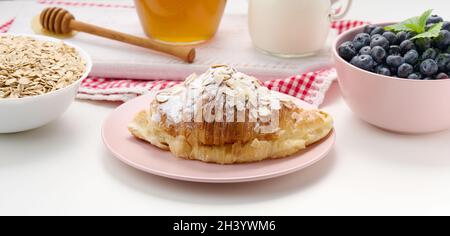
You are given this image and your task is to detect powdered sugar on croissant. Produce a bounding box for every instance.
[152,65,284,134]
[129,65,333,164]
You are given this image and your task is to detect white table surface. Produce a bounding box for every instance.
[1,0,450,216]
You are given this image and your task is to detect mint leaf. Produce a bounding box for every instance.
[385,16,420,32]
[385,9,434,33]
[384,9,441,40]
[412,22,443,40]
[418,9,433,32]
[385,23,414,32]
[405,21,423,33]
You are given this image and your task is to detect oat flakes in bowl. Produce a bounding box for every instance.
[0,35,86,99]
[0,34,92,133]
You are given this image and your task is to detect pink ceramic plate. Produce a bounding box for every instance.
[102,93,335,183]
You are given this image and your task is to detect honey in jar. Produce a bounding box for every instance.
[134,0,227,45]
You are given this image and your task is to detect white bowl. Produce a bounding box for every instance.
[0,34,92,133]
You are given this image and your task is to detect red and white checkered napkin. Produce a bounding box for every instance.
[1,17,367,107]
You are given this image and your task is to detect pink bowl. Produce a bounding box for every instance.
[333,23,450,134]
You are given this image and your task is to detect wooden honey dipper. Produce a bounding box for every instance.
[39,7,196,63]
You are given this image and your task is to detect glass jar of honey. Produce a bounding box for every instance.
[134,0,227,45]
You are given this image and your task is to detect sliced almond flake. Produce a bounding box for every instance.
[213,75,224,85]
[184,73,197,85]
[211,64,227,69]
[202,76,215,86]
[156,94,170,103]
[222,74,232,81]
[225,80,236,89]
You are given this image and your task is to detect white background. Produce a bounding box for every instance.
[1,0,450,216]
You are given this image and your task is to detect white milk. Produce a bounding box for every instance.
[248,0,352,57]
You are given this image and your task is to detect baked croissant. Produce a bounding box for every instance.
[129,65,333,164]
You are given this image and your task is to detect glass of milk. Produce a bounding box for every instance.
[249,0,352,57]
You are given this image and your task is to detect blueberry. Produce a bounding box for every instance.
[427,15,444,24]
[406,32,417,39]
[400,40,415,54]
[371,34,381,40]
[350,55,376,71]
[415,38,431,53]
[370,27,385,36]
[436,53,450,72]
[447,62,450,72]
[404,50,419,65]
[443,22,450,31]
[408,73,421,80]
[364,25,376,35]
[390,66,398,75]
[386,55,405,68]
[359,46,372,55]
[338,41,356,61]
[397,63,414,78]
[353,33,371,51]
[435,73,449,80]
[396,31,408,44]
[423,77,435,80]
[382,32,398,45]
[370,36,390,50]
[389,45,401,55]
[370,46,387,63]
[434,30,450,50]
[421,48,438,60]
[420,59,439,76]
[374,65,390,76]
